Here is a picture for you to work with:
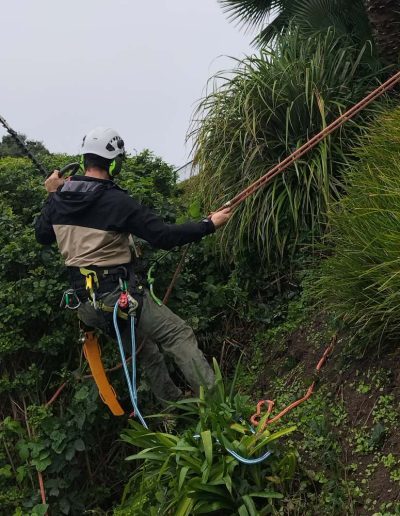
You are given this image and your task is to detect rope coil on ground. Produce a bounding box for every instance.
[250,335,337,431]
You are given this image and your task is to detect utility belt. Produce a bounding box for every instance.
[61,263,144,320]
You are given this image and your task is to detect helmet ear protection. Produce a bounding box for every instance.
[108,138,125,177]
[80,153,125,177]
[108,154,124,177]
[80,154,85,173]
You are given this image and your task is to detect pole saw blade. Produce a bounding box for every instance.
[0,114,80,178]
[0,114,48,176]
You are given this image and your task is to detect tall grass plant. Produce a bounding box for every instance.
[191,28,384,268]
[315,106,400,345]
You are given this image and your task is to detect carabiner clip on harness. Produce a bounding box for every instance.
[79,268,100,309]
[60,288,81,310]
[147,262,163,306]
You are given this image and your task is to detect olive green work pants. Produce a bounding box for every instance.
[77,289,215,402]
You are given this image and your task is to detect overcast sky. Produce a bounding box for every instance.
[0,0,254,167]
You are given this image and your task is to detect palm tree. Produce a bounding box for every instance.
[364,0,400,64]
[219,0,400,64]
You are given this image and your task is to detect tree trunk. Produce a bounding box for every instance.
[364,0,400,64]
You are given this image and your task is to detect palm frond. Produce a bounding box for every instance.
[218,0,280,30]
[220,0,372,48]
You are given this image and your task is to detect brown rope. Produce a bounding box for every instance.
[215,70,400,212]
[162,245,191,304]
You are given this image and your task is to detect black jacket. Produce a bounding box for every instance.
[35,176,215,268]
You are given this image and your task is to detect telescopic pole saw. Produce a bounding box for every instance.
[0,114,79,177]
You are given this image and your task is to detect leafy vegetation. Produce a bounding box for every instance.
[218,0,400,66]
[0,133,49,159]
[117,361,296,515]
[192,28,384,266]
[0,151,183,514]
[314,106,400,346]
[2,2,400,514]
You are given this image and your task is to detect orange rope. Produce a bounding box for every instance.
[250,334,337,431]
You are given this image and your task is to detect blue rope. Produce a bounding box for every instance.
[193,434,272,465]
[225,423,272,464]
[113,301,270,463]
[225,447,272,464]
[113,301,148,428]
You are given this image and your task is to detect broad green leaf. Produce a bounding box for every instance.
[16,441,29,461]
[125,452,166,462]
[242,495,258,516]
[251,426,296,455]
[223,474,233,494]
[188,478,229,497]
[238,505,250,516]
[230,423,250,435]
[201,430,213,466]
[212,358,225,401]
[188,199,202,219]
[0,465,12,478]
[194,500,234,513]
[249,491,284,499]
[176,496,194,516]
[179,466,189,491]
[31,504,49,516]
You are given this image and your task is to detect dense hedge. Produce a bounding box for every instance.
[0,152,180,515]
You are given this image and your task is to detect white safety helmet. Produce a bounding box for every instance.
[81,127,125,159]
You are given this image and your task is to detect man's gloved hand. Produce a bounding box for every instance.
[45,170,64,193]
[210,207,232,229]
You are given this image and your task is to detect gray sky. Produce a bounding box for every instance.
[0,0,254,167]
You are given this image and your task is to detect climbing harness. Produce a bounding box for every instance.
[68,266,146,422]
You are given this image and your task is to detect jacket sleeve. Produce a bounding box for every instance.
[34,195,57,245]
[120,197,215,250]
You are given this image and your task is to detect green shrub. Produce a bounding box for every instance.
[0,152,181,514]
[314,106,400,344]
[116,360,296,515]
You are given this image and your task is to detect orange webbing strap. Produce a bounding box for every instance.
[82,331,124,416]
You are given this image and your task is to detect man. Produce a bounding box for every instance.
[35,127,231,402]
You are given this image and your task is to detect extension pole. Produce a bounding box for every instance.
[0,114,48,176]
[0,114,79,177]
